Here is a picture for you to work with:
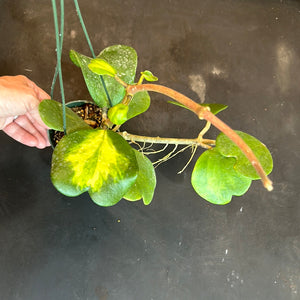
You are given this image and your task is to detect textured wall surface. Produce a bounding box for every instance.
[0,1,299,299]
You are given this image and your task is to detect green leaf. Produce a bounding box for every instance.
[141,70,158,82]
[191,149,252,205]
[51,129,138,206]
[168,101,228,115]
[88,58,117,77]
[216,131,273,179]
[167,101,189,110]
[39,99,91,133]
[70,50,106,107]
[201,103,228,115]
[124,149,156,205]
[108,91,151,125]
[127,91,151,120]
[70,45,137,107]
[108,103,129,125]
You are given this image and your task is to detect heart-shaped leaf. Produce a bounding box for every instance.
[39,99,91,133]
[191,149,252,204]
[70,45,137,107]
[108,103,129,125]
[127,91,151,120]
[216,131,273,179]
[124,149,156,205]
[51,129,138,206]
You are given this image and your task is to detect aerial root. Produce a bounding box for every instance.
[177,144,198,174]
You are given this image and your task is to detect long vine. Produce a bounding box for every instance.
[126,83,273,191]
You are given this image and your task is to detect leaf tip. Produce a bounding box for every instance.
[69,49,80,67]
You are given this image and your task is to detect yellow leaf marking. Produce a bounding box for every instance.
[64,130,132,192]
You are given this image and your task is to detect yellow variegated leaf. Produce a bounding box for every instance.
[51,129,138,206]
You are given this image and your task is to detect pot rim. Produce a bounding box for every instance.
[47,100,95,149]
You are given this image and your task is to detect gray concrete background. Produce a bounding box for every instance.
[0,0,299,299]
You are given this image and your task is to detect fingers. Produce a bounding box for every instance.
[16,115,50,148]
[27,105,50,130]
[26,112,50,146]
[0,116,14,130]
[3,121,38,147]
[0,75,51,149]
[3,115,50,149]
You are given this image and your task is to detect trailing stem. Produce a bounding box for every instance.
[126,83,273,191]
[119,131,215,149]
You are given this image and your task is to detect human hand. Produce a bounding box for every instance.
[0,75,50,149]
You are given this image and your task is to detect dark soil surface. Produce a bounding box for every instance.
[52,103,102,146]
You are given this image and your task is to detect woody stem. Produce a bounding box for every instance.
[126,83,273,191]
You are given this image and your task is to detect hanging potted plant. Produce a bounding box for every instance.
[39,44,273,206]
[38,1,273,207]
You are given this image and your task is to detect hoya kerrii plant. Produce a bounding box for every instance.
[39,44,273,207]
